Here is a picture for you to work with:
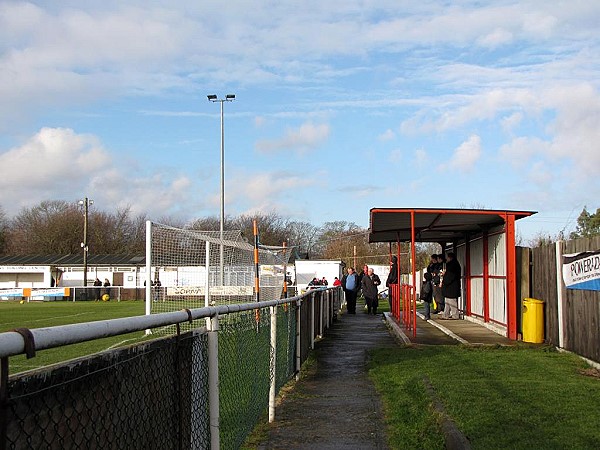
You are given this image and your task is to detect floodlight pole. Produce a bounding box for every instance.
[207,94,235,285]
[78,197,93,296]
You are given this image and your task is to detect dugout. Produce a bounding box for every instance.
[368,208,536,340]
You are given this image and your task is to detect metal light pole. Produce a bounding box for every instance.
[207,94,235,285]
[78,197,93,296]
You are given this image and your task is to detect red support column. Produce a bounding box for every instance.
[465,236,471,316]
[506,214,518,340]
[411,210,417,337]
[483,230,489,323]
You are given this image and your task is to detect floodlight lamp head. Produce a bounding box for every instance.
[207,94,217,101]
[226,94,235,100]
[78,200,84,206]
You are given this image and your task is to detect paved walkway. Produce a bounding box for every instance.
[259,302,514,449]
[260,306,396,449]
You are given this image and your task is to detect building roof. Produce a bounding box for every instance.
[368,208,536,243]
[0,254,146,266]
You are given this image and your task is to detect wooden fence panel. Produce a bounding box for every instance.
[532,237,600,363]
[563,236,600,363]
[532,244,559,346]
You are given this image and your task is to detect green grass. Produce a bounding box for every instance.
[369,345,600,449]
[0,300,148,375]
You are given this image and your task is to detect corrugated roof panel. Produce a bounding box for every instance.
[369,208,536,243]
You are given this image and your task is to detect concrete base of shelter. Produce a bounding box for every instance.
[384,311,516,346]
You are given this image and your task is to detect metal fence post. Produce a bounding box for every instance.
[269,305,277,423]
[208,315,220,450]
[319,292,324,338]
[295,299,301,381]
[310,293,315,349]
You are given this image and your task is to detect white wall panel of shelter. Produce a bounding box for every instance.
[467,237,484,317]
[488,229,507,325]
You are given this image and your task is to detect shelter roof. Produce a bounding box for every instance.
[0,254,146,266]
[369,208,536,243]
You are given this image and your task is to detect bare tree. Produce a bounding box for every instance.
[4,201,147,256]
[0,205,7,254]
[232,211,289,246]
[6,200,82,254]
[285,220,321,259]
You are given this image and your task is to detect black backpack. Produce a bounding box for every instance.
[419,280,432,301]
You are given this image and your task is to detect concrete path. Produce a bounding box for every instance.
[259,302,514,449]
[259,307,397,450]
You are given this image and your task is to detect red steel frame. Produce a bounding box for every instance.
[371,208,529,341]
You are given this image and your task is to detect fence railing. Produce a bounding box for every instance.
[0,287,343,450]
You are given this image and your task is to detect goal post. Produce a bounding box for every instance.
[145,221,292,334]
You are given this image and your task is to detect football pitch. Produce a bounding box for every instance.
[1,300,149,375]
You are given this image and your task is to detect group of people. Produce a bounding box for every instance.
[420,252,462,320]
[340,264,382,315]
[307,277,328,288]
[93,278,111,301]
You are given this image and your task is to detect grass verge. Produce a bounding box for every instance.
[1,300,147,375]
[369,345,600,449]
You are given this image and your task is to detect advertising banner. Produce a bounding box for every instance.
[562,250,600,291]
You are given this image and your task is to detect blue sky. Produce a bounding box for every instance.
[1,1,599,243]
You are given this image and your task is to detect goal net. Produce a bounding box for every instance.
[146,221,292,333]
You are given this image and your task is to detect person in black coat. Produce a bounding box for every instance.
[361,268,381,315]
[441,252,461,319]
[385,256,398,311]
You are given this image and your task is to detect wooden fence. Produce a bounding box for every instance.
[530,236,600,363]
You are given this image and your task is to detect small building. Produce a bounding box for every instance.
[294,260,344,291]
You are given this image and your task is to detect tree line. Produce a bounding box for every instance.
[3,200,594,269]
[0,200,427,271]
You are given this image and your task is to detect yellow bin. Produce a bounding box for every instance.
[522,298,544,343]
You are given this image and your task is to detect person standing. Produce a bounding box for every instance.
[441,252,461,319]
[103,278,111,301]
[433,254,445,314]
[93,278,102,302]
[419,272,434,320]
[341,267,360,314]
[153,279,162,302]
[361,268,381,315]
[385,256,398,311]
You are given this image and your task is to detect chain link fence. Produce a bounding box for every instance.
[1,288,343,450]
[4,331,209,450]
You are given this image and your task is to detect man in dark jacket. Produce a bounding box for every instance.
[361,268,381,315]
[441,252,461,319]
[385,256,398,311]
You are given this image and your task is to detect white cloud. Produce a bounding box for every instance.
[0,128,195,218]
[501,112,524,134]
[255,122,330,155]
[378,129,395,141]
[0,128,110,209]
[477,28,514,48]
[438,135,482,172]
[227,169,317,217]
[499,136,550,168]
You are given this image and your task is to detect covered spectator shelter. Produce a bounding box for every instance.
[368,208,536,340]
